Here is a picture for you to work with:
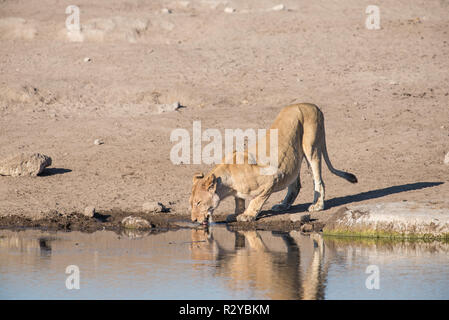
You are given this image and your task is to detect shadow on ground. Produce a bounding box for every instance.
[258,181,444,219]
[39,168,72,176]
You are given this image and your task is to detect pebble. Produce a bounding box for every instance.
[301,223,313,232]
[94,139,104,145]
[83,206,96,218]
[157,102,181,114]
[444,152,449,165]
[161,8,172,14]
[84,57,91,63]
[143,201,166,213]
[224,7,236,13]
[272,4,286,11]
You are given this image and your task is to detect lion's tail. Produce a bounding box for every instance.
[321,122,358,184]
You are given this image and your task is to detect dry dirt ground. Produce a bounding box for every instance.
[0,0,448,230]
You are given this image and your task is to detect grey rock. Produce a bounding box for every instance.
[289,213,310,223]
[300,223,313,232]
[83,206,96,218]
[0,153,52,177]
[157,102,180,114]
[121,216,152,230]
[143,201,166,213]
[324,202,449,238]
[272,4,286,11]
[94,139,104,145]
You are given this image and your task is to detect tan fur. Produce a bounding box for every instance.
[190,103,357,224]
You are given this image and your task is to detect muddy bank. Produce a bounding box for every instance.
[0,210,316,233]
[2,201,448,238]
[0,210,183,234]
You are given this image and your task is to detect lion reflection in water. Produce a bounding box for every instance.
[190,228,330,300]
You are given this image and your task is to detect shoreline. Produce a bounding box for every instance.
[1,201,448,241]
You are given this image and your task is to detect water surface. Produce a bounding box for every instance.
[0,227,448,299]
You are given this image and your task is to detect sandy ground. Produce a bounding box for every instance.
[1,0,448,229]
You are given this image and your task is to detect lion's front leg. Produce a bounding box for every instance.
[237,190,271,222]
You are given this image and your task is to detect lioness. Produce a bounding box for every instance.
[190,103,357,224]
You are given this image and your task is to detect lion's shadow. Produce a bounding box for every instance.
[258,181,444,219]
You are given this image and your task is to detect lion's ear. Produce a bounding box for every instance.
[203,174,217,192]
[192,172,204,183]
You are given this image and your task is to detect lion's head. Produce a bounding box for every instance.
[189,172,220,224]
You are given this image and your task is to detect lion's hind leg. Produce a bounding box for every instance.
[304,146,325,212]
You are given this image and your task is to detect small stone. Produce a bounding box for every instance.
[84,57,91,62]
[444,152,449,165]
[224,7,235,13]
[389,80,398,85]
[83,206,96,218]
[301,223,313,232]
[94,139,104,145]
[272,4,286,11]
[121,216,152,230]
[290,213,310,223]
[157,102,181,114]
[161,8,172,14]
[0,153,52,177]
[143,201,166,213]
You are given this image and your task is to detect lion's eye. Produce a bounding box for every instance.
[196,201,201,207]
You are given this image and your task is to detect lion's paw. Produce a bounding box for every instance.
[237,214,256,222]
[308,203,324,212]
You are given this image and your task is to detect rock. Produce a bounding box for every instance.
[224,7,236,13]
[289,213,310,223]
[121,216,152,230]
[323,202,449,238]
[83,206,96,218]
[94,139,104,145]
[84,57,91,62]
[0,153,52,177]
[300,223,313,232]
[445,152,449,165]
[157,102,180,114]
[161,8,172,14]
[272,4,286,11]
[143,201,166,213]
[389,80,398,85]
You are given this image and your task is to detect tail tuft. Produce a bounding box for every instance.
[344,173,358,184]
